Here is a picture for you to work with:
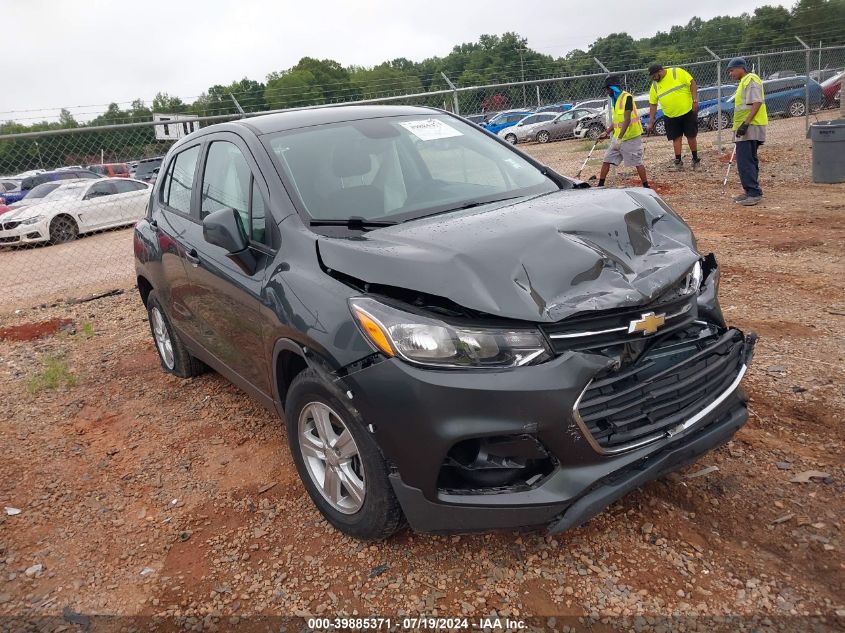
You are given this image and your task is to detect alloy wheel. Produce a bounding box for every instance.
[298,402,366,514]
[150,307,175,369]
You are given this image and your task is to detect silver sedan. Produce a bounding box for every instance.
[499,108,600,144]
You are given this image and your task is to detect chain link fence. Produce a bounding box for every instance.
[1,45,843,312]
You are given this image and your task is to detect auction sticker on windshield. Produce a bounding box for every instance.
[399,118,463,140]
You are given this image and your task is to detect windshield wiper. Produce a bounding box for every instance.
[309,216,397,231]
[424,195,524,217]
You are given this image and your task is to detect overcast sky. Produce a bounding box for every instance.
[4,0,785,122]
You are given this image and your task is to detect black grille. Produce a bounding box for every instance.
[542,295,697,353]
[576,326,746,452]
[1,221,20,230]
[0,236,19,244]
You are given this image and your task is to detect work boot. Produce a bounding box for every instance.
[692,156,702,171]
[673,158,684,171]
[733,193,748,202]
[738,195,762,206]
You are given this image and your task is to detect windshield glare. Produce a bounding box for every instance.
[266,114,557,223]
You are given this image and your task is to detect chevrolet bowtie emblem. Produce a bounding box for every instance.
[628,311,666,335]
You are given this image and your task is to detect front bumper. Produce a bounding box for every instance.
[0,219,49,245]
[340,323,756,534]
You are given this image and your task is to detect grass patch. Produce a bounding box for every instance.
[80,322,95,339]
[26,354,77,394]
[582,140,609,151]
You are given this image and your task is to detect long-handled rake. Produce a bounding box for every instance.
[722,143,737,194]
[576,138,600,179]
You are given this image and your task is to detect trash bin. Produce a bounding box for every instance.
[807,119,845,183]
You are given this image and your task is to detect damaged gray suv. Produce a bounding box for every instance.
[134,105,756,540]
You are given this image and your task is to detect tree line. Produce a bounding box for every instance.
[0,0,842,174]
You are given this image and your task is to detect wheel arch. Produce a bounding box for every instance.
[137,275,154,307]
[272,338,310,408]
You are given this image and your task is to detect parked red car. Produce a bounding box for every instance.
[88,163,130,178]
[822,72,843,108]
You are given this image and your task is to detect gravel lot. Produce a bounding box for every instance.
[0,118,843,632]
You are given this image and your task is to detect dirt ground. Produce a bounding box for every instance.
[0,121,844,632]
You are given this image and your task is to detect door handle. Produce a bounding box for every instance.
[185,248,200,267]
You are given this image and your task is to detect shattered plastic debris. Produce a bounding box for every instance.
[140,567,155,576]
[4,507,21,516]
[790,470,832,483]
[685,465,720,479]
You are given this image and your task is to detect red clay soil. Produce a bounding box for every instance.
[0,318,72,342]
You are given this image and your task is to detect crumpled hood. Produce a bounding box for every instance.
[318,188,701,323]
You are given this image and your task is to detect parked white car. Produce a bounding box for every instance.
[0,178,150,246]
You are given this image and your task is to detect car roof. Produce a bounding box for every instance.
[233,105,440,136]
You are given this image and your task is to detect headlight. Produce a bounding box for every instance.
[20,216,43,225]
[349,297,552,369]
[681,261,703,295]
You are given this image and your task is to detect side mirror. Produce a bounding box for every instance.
[203,207,248,253]
[203,207,258,275]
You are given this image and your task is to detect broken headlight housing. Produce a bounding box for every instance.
[349,297,552,369]
[681,261,703,295]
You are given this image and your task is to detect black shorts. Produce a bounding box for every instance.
[664,109,698,140]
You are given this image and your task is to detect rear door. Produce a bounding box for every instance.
[177,133,274,395]
[111,179,150,222]
[78,180,119,230]
[152,143,203,338]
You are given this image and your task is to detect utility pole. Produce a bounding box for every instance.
[516,46,528,107]
[796,36,811,133]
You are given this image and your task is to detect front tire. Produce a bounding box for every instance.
[504,133,517,144]
[536,130,550,143]
[48,215,78,245]
[654,119,666,136]
[145,290,205,377]
[285,368,403,540]
[588,123,604,140]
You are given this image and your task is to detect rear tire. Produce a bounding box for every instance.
[654,119,666,136]
[787,98,806,117]
[145,290,205,378]
[285,368,403,540]
[48,215,78,245]
[536,130,550,144]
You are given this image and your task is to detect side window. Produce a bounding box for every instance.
[113,180,145,194]
[85,181,117,199]
[520,116,538,126]
[200,142,250,235]
[162,145,200,214]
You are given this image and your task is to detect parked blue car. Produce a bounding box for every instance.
[697,76,823,130]
[5,168,101,203]
[480,110,533,135]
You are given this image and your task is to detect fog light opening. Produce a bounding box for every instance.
[437,434,555,493]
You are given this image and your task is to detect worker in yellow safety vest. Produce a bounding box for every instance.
[646,64,700,170]
[597,75,650,189]
[726,57,768,206]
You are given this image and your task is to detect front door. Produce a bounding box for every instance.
[178,134,273,396]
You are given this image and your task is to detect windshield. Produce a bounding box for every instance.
[265,114,558,223]
[26,182,62,199]
[135,159,162,178]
